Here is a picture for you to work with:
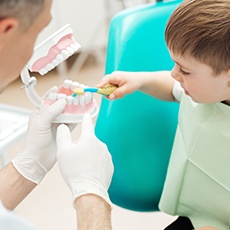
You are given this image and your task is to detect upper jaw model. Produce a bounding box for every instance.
[21,24,98,123]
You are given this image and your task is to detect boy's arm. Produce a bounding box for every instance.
[139,71,175,101]
[0,162,36,210]
[97,71,175,101]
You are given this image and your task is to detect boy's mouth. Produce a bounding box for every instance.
[184,89,190,96]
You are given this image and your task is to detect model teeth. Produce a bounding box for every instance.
[71,81,80,90]
[61,50,69,59]
[85,94,92,103]
[67,47,75,56]
[73,97,79,106]
[46,80,93,106]
[52,59,59,67]
[46,63,54,71]
[47,92,93,105]
[64,79,72,88]
[58,93,67,100]
[71,43,80,51]
[40,68,48,75]
[38,44,78,75]
[80,96,85,105]
[66,96,73,104]
[56,54,64,63]
[48,92,58,101]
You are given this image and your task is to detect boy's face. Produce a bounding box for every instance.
[170,51,230,105]
[0,0,53,93]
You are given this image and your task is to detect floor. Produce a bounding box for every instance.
[0,55,176,229]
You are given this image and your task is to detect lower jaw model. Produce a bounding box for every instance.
[21,24,98,123]
[42,79,98,123]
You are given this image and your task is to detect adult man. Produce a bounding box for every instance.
[0,0,113,229]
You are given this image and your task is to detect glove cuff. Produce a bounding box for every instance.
[70,180,112,208]
[11,157,48,184]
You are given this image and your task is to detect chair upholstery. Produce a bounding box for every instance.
[95,0,182,211]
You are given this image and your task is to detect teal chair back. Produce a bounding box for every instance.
[95,0,182,212]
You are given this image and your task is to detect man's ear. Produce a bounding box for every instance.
[0,17,19,35]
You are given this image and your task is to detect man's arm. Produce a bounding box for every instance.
[75,195,112,230]
[0,162,36,210]
[0,99,66,210]
[56,114,114,230]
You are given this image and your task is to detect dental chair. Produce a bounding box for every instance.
[95,0,182,212]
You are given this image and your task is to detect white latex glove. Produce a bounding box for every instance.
[56,113,114,207]
[12,98,66,184]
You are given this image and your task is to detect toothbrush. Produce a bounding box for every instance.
[72,84,118,97]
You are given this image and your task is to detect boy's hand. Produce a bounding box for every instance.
[97,71,142,100]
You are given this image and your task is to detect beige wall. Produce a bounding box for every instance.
[36,0,107,49]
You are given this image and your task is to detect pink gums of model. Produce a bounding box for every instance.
[31,34,75,72]
[42,80,97,115]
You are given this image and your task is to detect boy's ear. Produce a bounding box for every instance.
[0,17,19,36]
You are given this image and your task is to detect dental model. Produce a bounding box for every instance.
[21,24,98,123]
[42,79,97,123]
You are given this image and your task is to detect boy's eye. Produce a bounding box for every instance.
[179,68,190,76]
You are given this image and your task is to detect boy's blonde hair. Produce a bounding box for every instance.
[165,0,230,75]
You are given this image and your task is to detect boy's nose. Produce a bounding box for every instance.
[171,66,182,83]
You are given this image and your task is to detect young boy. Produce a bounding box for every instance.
[97,0,230,229]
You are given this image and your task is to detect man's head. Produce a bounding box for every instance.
[0,0,44,29]
[0,0,52,93]
[165,0,230,75]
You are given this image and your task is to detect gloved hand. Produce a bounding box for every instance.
[56,113,114,207]
[12,98,66,184]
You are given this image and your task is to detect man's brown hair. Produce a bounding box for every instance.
[165,0,230,75]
